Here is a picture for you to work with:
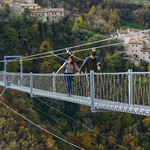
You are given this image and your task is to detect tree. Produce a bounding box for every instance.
[61,1,66,9]
[107,0,116,10]
[143,117,150,131]
[4,4,11,16]
[76,131,98,150]
[39,40,51,53]
[29,23,40,36]
[131,9,145,26]
[9,141,20,150]
[109,11,120,29]
[100,9,110,21]
[89,6,96,14]
[3,25,19,54]
[74,16,84,27]
[46,138,59,150]
[22,8,30,22]
[103,53,122,72]
[122,134,139,150]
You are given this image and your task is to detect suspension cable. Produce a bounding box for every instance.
[0,99,85,150]
[35,97,127,150]
[5,29,150,61]
[33,106,99,147]
[1,42,121,63]
[1,36,149,63]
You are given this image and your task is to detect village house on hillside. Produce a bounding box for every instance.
[113,28,150,64]
[129,38,150,62]
[111,28,149,44]
[0,0,64,23]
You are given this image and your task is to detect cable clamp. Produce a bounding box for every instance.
[92,47,96,51]
[50,52,54,56]
[66,48,69,53]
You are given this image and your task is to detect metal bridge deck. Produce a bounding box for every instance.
[0,81,150,115]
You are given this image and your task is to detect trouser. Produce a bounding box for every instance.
[64,74,73,92]
[86,75,97,94]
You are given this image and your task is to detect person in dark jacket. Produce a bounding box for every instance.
[76,50,101,98]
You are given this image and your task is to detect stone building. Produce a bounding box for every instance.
[0,0,64,23]
[110,28,149,44]
[128,38,150,62]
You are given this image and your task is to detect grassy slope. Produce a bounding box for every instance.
[82,30,106,37]
[120,22,147,30]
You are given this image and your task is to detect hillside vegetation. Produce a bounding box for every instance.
[0,1,150,150]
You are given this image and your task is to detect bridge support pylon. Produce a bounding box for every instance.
[90,70,95,112]
[4,56,22,89]
[128,69,133,105]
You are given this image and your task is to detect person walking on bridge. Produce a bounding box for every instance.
[55,56,81,97]
[76,50,101,99]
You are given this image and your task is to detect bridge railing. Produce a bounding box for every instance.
[94,73,129,103]
[0,72,4,83]
[55,73,90,103]
[5,72,30,88]
[32,73,53,95]
[3,71,150,112]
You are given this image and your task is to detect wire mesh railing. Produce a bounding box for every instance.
[95,73,129,103]
[0,72,3,83]
[6,72,22,86]
[2,71,150,113]
[132,73,150,106]
[32,74,53,92]
[55,74,90,104]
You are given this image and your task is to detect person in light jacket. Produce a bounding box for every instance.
[55,56,80,97]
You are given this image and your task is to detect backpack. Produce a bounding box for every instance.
[86,56,99,64]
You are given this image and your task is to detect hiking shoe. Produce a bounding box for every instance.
[88,93,91,99]
[67,91,71,97]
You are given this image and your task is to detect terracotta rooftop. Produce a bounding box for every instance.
[129,38,144,44]
[141,48,150,52]
[129,28,142,32]
[48,8,64,12]
[30,8,48,13]
[119,30,128,34]
[12,1,39,7]
[142,30,149,33]
[0,0,11,4]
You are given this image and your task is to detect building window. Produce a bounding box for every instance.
[149,52,150,55]
[55,12,56,14]
[52,17,53,18]
[53,20,54,22]
[149,57,150,59]
[143,57,145,59]
[143,52,145,54]
[135,50,137,52]
[132,50,134,52]
[2,4,3,6]
[52,12,53,14]
[55,17,56,18]
[60,12,62,15]
[132,45,134,47]
[136,45,137,47]
[34,7,35,8]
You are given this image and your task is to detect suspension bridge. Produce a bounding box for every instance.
[0,30,150,150]
[0,30,150,116]
[0,69,150,116]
